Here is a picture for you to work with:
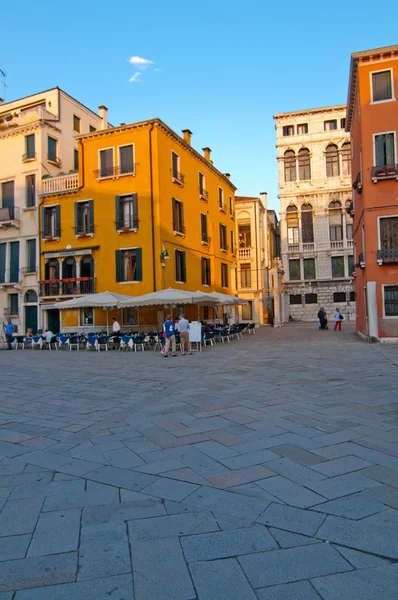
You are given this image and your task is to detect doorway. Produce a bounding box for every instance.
[25,305,38,333]
[47,309,60,333]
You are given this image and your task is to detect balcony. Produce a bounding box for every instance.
[21,266,37,275]
[0,207,20,227]
[116,219,139,233]
[377,248,398,264]
[330,241,344,249]
[22,152,36,163]
[48,155,62,167]
[371,164,398,183]
[347,240,353,248]
[219,203,226,213]
[3,307,18,317]
[171,170,184,186]
[238,247,252,259]
[173,224,186,237]
[288,244,300,254]
[352,172,362,193]
[94,165,137,180]
[42,173,79,196]
[199,188,208,201]
[359,252,365,268]
[220,244,229,253]
[302,243,314,252]
[40,277,95,297]
[201,233,210,245]
[230,211,235,220]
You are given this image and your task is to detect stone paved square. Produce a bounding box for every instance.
[0,323,398,598]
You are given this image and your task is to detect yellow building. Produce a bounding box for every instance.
[39,117,236,332]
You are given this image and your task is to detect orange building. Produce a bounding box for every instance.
[346,45,398,340]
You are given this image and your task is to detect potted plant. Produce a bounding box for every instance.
[78,231,87,237]
[121,226,130,232]
[44,235,53,240]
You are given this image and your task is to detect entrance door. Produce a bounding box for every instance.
[25,305,38,333]
[47,309,60,333]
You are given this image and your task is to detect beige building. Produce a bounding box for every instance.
[274,105,356,322]
[0,88,104,334]
[234,193,283,326]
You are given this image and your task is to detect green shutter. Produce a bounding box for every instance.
[386,133,395,166]
[172,198,177,231]
[375,135,385,166]
[74,202,79,235]
[0,243,5,283]
[116,250,122,282]
[115,196,121,230]
[10,241,19,283]
[88,200,94,234]
[201,257,205,284]
[41,207,46,237]
[132,194,138,228]
[28,239,36,272]
[55,205,61,237]
[135,248,143,281]
[181,251,186,282]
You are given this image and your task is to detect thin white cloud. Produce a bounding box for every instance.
[129,72,142,83]
[129,56,153,70]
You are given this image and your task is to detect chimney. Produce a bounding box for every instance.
[224,173,231,180]
[98,105,108,130]
[0,98,3,106]
[260,192,267,208]
[182,129,192,145]
[202,147,212,162]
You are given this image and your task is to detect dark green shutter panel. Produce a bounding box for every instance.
[74,202,79,235]
[62,260,67,279]
[172,198,177,231]
[116,250,122,282]
[88,200,94,234]
[201,258,205,284]
[89,257,94,278]
[10,241,19,283]
[0,243,5,283]
[115,196,121,230]
[181,252,186,282]
[55,205,61,237]
[28,239,36,272]
[41,207,46,237]
[135,248,143,281]
[132,194,138,229]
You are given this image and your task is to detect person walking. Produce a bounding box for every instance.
[4,318,16,350]
[317,308,328,330]
[112,317,121,335]
[177,314,192,355]
[334,308,343,331]
[163,314,177,357]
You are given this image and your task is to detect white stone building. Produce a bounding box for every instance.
[274,105,356,322]
[0,88,104,334]
[233,193,284,326]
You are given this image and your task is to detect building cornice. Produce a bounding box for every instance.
[273,105,346,121]
[0,120,61,139]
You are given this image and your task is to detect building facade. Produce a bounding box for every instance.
[274,106,356,322]
[0,88,103,334]
[346,45,398,340]
[39,120,236,332]
[234,194,283,326]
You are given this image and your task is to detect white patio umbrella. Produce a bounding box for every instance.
[200,291,249,305]
[119,288,217,307]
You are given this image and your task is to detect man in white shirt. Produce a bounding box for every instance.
[42,330,54,342]
[112,318,121,334]
[177,314,192,355]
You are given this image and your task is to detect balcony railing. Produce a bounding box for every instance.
[302,243,314,252]
[359,252,365,267]
[220,244,229,252]
[75,225,94,237]
[40,277,95,297]
[173,223,186,235]
[48,155,62,167]
[377,248,398,264]
[3,307,18,317]
[288,244,300,254]
[230,210,235,219]
[347,240,353,248]
[219,203,226,213]
[372,164,398,183]
[199,188,208,201]
[22,152,36,162]
[0,207,20,226]
[238,247,252,259]
[21,266,37,274]
[42,228,61,240]
[42,173,79,195]
[352,172,362,193]
[116,219,139,232]
[171,170,185,186]
[201,233,210,245]
[330,241,344,249]
[94,165,136,179]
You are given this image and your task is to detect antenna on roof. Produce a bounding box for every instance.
[0,69,7,102]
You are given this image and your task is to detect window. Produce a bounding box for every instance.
[305,293,318,304]
[331,256,345,278]
[89,125,96,133]
[380,217,398,250]
[0,243,5,283]
[242,300,253,320]
[172,151,183,183]
[290,294,302,305]
[74,149,78,171]
[221,263,229,288]
[286,205,299,245]
[218,187,225,210]
[116,194,138,230]
[238,224,251,247]
[119,144,134,174]
[9,242,19,283]
[25,134,35,159]
[99,148,114,177]
[329,200,343,241]
[303,258,315,280]
[333,292,346,303]
[230,230,235,255]
[26,239,36,273]
[42,206,60,238]
[297,123,308,135]
[2,181,15,214]
[324,119,337,131]
[219,223,228,250]
[375,133,395,167]
[24,289,38,303]
[9,293,18,316]
[172,198,184,234]
[175,249,186,282]
[73,115,81,132]
[326,144,340,177]
[26,174,36,208]
[384,285,398,316]
[341,143,351,176]
[346,201,353,240]
[340,118,346,129]
[229,196,234,217]
[48,137,58,162]
[350,291,356,302]
[122,307,138,326]
[240,264,251,287]
[116,248,143,282]
[201,257,211,285]
[289,259,301,280]
[372,71,393,103]
[348,255,354,276]
[283,125,294,136]
[284,150,296,182]
[298,148,311,180]
[79,307,94,326]
[199,172,206,197]
[200,213,208,243]
[301,204,314,243]
[75,200,94,235]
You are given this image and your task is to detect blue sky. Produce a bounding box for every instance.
[2,0,398,211]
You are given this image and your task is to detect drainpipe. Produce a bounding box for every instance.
[149,123,156,291]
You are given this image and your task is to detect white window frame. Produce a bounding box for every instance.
[382,283,398,318]
[119,246,140,284]
[377,214,398,250]
[370,68,395,105]
[372,130,397,166]
[79,306,95,326]
[117,143,135,176]
[97,147,115,180]
[119,193,138,231]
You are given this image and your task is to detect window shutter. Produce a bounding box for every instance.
[74,202,79,235]
[29,239,37,272]
[219,223,222,248]
[115,196,121,230]
[386,133,395,166]
[41,207,46,237]
[132,194,138,229]
[135,248,143,281]
[172,198,177,231]
[55,205,61,237]
[10,241,20,283]
[181,201,185,231]
[375,135,385,166]
[181,251,186,282]
[0,244,5,283]
[88,200,94,233]
[115,250,122,282]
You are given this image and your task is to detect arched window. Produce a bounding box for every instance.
[345,200,353,240]
[298,148,311,180]
[326,144,340,177]
[286,204,299,245]
[24,289,38,303]
[284,150,297,182]
[80,256,94,293]
[301,204,314,243]
[62,257,76,279]
[44,259,59,280]
[329,200,343,241]
[341,143,351,176]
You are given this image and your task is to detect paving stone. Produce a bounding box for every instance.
[256,503,325,536]
[0,472,53,489]
[9,479,85,501]
[56,459,104,477]
[0,535,31,562]
[256,580,322,600]
[128,510,218,540]
[78,523,131,581]
[141,477,198,501]
[0,498,43,536]
[194,440,239,460]
[228,483,284,504]
[239,543,352,588]
[256,476,326,508]
[213,515,257,530]
[13,573,134,599]
[42,482,119,511]
[361,508,398,528]
[268,445,326,467]
[182,525,277,562]
[101,447,145,469]
[158,467,211,486]
[313,430,361,446]
[316,515,398,559]
[28,509,81,557]
[85,465,156,491]
[134,459,185,474]
[311,564,398,600]
[207,465,275,489]
[182,487,270,521]
[0,593,12,600]
[269,528,322,549]
[83,499,166,526]
[190,558,257,600]
[14,451,72,470]
[221,450,279,470]
[311,493,388,519]
[334,545,390,569]
[363,484,398,509]
[0,488,11,512]
[307,473,379,500]
[310,456,374,477]
[206,429,243,446]
[360,465,398,488]
[131,537,195,600]
[265,458,325,485]
[0,552,77,592]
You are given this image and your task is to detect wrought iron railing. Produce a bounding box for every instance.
[22,152,36,161]
[39,277,95,297]
[173,222,186,235]
[171,170,185,185]
[94,165,136,179]
[352,172,362,193]
[21,266,37,274]
[359,252,365,266]
[371,164,398,182]
[0,207,20,223]
[377,248,398,263]
[199,188,208,200]
[117,218,139,231]
[42,228,61,239]
[47,155,62,167]
[201,233,210,244]
[219,202,226,213]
